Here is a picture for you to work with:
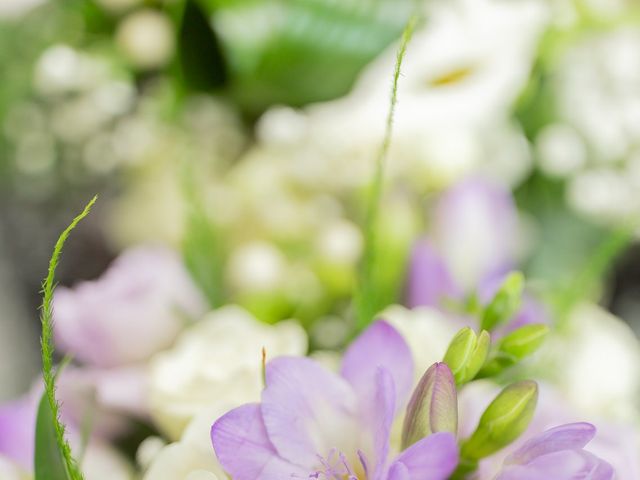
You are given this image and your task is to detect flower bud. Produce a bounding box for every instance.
[479,324,549,377]
[461,380,538,460]
[401,362,458,449]
[500,323,549,359]
[443,327,490,385]
[480,272,524,331]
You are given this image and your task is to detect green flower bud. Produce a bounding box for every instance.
[461,380,538,460]
[443,327,491,385]
[500,323,549,359]
[480,272,524,331]
[479,324,549,377]
[401,362,458,449]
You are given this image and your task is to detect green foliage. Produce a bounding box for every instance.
[516,175,631,322]
[354,15,418,333]
[198,0,414,113]
[181,165,226,309]
[38,196,96,480]
[173,0,227,93]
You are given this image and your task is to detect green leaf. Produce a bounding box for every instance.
[174,0,227,92]
[38,197,96,480]
[199,0,415,113]
[34,393,70,480]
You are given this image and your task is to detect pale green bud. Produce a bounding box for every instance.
[480,272,524,331]
[401,362,458,449]
[479,324,549,377]
[461,380,538,460]
[443,327,490,385]
[500,323,549,359]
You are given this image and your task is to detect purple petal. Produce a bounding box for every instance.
[387,461,410,480]
[211,403,307,480]
[341,320,414,413]
[405,240,460,308]
[498,450,614,480]
[371,368,395,480]
[0,395,36,471]
[57,365,148,438]
[262,356,358,467]
[391,432,459,480]
[433,177,518,291]
[505,423,596,466]
[53,246,207,367]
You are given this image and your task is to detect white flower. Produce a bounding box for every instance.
[544,303,640,420]
[543,27,640,224]
[380,305,459,378]
[0,0,46,19]
[315,219,363,266]
[148,306,307,439]
[255,0,548,191]
[226,241,287,293]
[0,456,28,480]
[141,413,226,480]
[82,442,134,480]
[54,246,208,368]
[116,10,175,69]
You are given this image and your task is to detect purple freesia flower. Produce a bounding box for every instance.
[51,246,208,431]
[54,245,207,368]
[211,321,459,479]
[496,423,614,480]
[406,177,546,334]
[0,392,36,471]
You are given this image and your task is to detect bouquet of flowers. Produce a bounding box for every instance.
[1,1,640,480]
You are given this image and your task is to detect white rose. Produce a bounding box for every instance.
[82,442,134,480]
[148,306,307,439]
[0,456,28,480]
[141,418,225,480]
[381,305,459,378]
[549,303,640,420]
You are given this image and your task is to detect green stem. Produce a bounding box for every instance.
[40,196,97,480]
[354,14,418,332]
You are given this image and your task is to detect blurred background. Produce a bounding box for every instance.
[2,0,640,401]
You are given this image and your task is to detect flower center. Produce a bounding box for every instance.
[308,448,368,480]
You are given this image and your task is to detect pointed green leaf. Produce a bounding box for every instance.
[34,393,70,480]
